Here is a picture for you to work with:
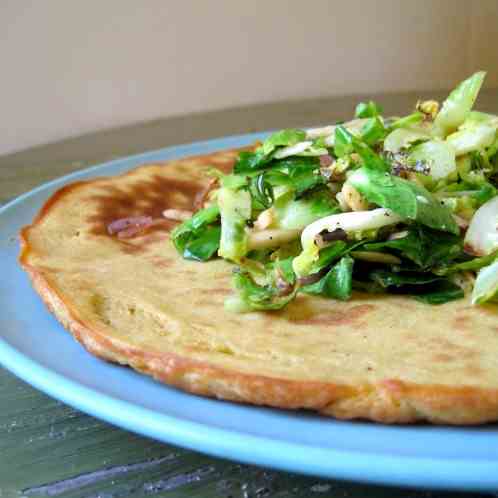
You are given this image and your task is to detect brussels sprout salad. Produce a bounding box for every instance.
[172,71,498,312]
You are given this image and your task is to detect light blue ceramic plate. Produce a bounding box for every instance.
[1,134,498,492]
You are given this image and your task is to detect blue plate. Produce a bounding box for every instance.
[1,134,498,492]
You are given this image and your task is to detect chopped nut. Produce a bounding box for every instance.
[253,207,276,231]
[162,209,193,221]
[341,183,369,211]
[416,99,439,120]
[336,192,351,212]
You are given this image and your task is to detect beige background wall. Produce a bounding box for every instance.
[2,1,498,156]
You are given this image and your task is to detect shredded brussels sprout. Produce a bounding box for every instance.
[171,71,498,312]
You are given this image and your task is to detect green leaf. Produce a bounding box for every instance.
[292,241,320,278]
[273,156,319,171]
[233,150,272,174]
[408,140,456,180]
[355,100,383,118]
[446,123,496,156]
[179,205,220,232]
[348,167,459,234]
[293,238,348,284]
[370,270,441,288]
[292,142,328,157]
[220,173,248,190]
[250,173,275,209]
[334,126,354,157]
[369,270,464,304]
[245,157,325,206]
[297,240,362,283]
[473,183,497,204]
[364,232,422,264]
[260,129,307,156]
[302,255,354,300]
[270,156,323,197]
[225,271,297,312]
[383,126,431,153]
[388,112,424,130]
[171,205,221,260]
[274,188,339,230]
[353,140,390,171]
[433,71,486,137]
[364,228,462,269]
[183,226,221,261]
[413,281,464,305]
[218,187,251,262]
[486,137,498,163]
[287,165,325,197]
[260,169,294,187]
[274,257,296,285]
[441,181,497,205]
[306,240,350,273]
[335,126,389,171]
[360,116,388,146]
[437,251,498,274]
[420,230,463,266]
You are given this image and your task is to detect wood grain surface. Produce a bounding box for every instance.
[2,92,498,497]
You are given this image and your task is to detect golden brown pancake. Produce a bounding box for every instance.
[19,149,498,425]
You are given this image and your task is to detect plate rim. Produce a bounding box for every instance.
[1,133,498,491]
[2,337,498,492]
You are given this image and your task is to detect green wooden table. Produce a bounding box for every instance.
[2,91,498,498]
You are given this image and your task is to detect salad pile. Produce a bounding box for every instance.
[172,71,498,312]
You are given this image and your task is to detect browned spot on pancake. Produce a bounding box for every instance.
[195,320,217,329]
[464,364,484,377]
[467,350,480,361]
[428,337,459,351]
[137,232,169,249]
[193,299,216,307]
[262,314,277,328]
[84,173,205,254]
[453,315,471,332]
[427,337,480,361]
[214,273,230,281]
[207,159,235,173]
[432,353,454,363]
[290,304,376,327]
[394,301,418,311]
[180,269,198,275]
[403,332,418,342]
[149,257,174,268]
[381,379,404,394]
[210,288,231,296]
[351,291,392,303]
[87,175,199,235]
[115,240,145,254]
[185,345,211,353]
